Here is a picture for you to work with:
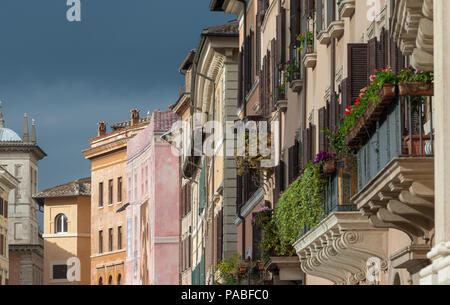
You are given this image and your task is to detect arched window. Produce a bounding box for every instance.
[117,274,122,285]
[98,277,103,285]
[55,214,68,233]
[108,275,113,285]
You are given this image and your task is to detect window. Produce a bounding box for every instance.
[55,214,68,233]
[0,198,3,217]
[117,274,122,285]
[109,228,113,252]
[108,275,113,285]
[118,226,122,250]
[117,177,123,203]
[99,230,103,254]
[108,179,114,205]
[0,234,4,256]
[99,182,104,207]
[98,277,103,285]
[52,264,67,280]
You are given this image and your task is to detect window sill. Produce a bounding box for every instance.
[98,206,104,210]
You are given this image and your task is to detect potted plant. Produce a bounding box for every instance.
[257,260,265,271]
[285,60,301,81]
[252,206,273,228]
[398,66,434,96]
[374,66,397,99]
[297,32,314,54]
[313,151,337,176]
[275,83,286,100]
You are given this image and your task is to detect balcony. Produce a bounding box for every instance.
[353,97,435,280]
[317,30,331,45]
[328,21,345,39]
[300,43,317,70]
[338,0,356,18]
[391,0,434,71]
[293,160,391,285]
[288,44,303,93]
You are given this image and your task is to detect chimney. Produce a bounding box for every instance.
[131,109,140,126]
[23,113,29,142]
[31,119,37,143]
[97,122,107,137]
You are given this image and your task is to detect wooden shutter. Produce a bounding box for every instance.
[236,174,243,209]
[256,2,263,76]
[276,9,286,66]
[238,50,243,108]
[348,43,368,106]
[368,37,377,84]
[217,210,223,262]
[377,28,387,71]
[318,107,326,151]
[266,50,272,114]
[316,0,323,32]
[293,140,300,178]
[307,126,313,162]
[341,78,351,116]
[326,0,335,27]
[306,0,315,17]
[271,39,277,106]
[290,0,301,46]
[260,56,266,116]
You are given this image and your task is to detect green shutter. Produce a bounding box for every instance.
[199,160,206,214]
[199,249,205,285]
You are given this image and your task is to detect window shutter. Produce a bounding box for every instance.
[301,128,308,167]
[318,107,326,151]
[260,56,266,116]
[326,0,335,27]
[217,210,223,262]
[271,39,277,106]
[377,28,387,71]
[276,9,286,66]
[236,174,243,209]
[288,146,294,184]
[316,0,323,32]
[307,126,313,162]
[238,50,243,108]
[306,0,315,17]
[266,50,272,114]
[187,182,191,214]
[389,17,405,74]
[341,78,351,117]
[368,37,377,84]
[290,0,301,46]
[256,6,262,76]
[348,43,368,105]
[293,140,300,178]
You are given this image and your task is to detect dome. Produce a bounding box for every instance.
[0,127,22,142]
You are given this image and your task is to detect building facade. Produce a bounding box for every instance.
[83,109,150,285]
[0,166,19,285]
[35,178,91,285]
[126,110,180,285]
[0,103,46,285]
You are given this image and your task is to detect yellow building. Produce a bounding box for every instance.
[0,166,19,285]
[35,178,91,285]
[82,110,150,285]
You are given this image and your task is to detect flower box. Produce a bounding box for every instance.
[398,82,434,96]
[345,84,397,148]
[239,266,248,274]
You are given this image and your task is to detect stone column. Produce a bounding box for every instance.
[420,0,450,285]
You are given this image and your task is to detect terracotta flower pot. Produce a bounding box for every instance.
[398,82,434,96]
[403,135,432,155]
[258,263,265,271]
[239,266,248,274]
[323,159,336,176]
[380,83,396,99]
[306,44,313,53]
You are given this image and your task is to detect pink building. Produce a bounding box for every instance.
[126,110,180,285]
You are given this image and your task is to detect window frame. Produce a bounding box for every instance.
[54,213,68,234]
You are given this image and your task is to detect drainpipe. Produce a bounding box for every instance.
[237,0,247,261]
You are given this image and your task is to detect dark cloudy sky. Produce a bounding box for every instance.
[0,0,231,191]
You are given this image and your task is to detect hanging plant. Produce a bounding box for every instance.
[235,130,274,176]
[272,161,327,251]
[252,206,273,228]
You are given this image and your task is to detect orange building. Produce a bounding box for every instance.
[83,109,150,285]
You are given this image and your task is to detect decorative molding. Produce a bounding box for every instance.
[354,157,434,245]
[294,212,389,285]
